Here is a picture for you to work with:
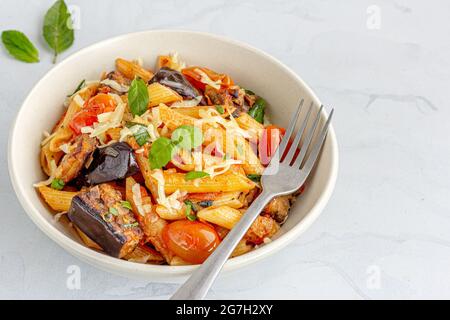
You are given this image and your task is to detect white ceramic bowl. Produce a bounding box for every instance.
[8,30,338,281]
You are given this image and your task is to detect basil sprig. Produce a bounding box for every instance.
[149,137,176,170]
[148,125,203,169]
[51,178,65,190]
[248,97,266,124]
[1,30,40,63]
[185,171,210,181]
[184,200,197,221]
[68,79,85,97]
[128,77,149,116]
[247,174,261,183]
[43,0,74,63]
[215,105,224,114]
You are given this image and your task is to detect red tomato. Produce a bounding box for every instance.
[258,125,286,165]
[69,94,117,135]
[162,220,220,264]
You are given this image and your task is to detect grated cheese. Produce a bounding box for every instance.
[100,79,129,93]
[59,143,70,154]
[204,159,243,178]
[146,123,159,142]
[33,160,57,187]
[86,94,125,138]
[195,68,221,90]
[198,108,251,139]
[171,96,202,108]
[151,170,187,213]
[131,183,145,217]
[73,94,85,107]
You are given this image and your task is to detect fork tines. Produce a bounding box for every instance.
[277,99,334,175]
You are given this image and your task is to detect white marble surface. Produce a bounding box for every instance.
[1,0,449,299]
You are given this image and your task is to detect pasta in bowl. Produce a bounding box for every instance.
[36,54,300,265]
[9,31,338,279]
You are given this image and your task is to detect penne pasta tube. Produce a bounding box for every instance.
[174,105,229,119]
[157,104,195,130]
[124,245,165,264]
[75,226,103,251]
[169,256,191,266]
[162,171,255,194]
[155,204,186,220]
[48,127,73,153]
[148,83,183,108]
[197,205,242,229]
[105,127,122,141]
[231,239,254,258]
[38,186,78,212]
[211,191,244,208]
[235,112,264,131]
[116,58,153,82]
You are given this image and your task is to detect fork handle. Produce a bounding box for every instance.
[170,190,273,300]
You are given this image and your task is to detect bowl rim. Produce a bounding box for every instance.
[8,29,338,278]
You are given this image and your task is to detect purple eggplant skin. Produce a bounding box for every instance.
[69,195,126,257]
[68,184,142,258]
[81,142,140,186]
[149,67,200,99]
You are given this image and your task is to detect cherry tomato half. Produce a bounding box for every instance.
[69,94,117,135]
[162,220,220,264]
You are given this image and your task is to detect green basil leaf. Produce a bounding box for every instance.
[123,222,139,229]
[149,137,175,169]
[185,171,210,181]
[120,201,132,210]
[131,125,150,146]
[247,174,261,183]
[43,0,74,63]
[248,97,266,124]
[244,88,255,95]
[1,30,39,63]
[128,77,149,116]
[184,201,197,221]
[215,105,224,114]
[109,207,119,216]
[171,125,203,150]
[50,178,65,190]
[67,79,85,97]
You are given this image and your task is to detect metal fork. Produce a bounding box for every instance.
[171,100,334,300]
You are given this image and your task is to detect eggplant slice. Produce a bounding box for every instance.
[77,142,140,186]
[149,67,200,99]
[68,183,143,258]
[54,134,98,183]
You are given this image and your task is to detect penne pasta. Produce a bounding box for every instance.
[231,239,254,258]
[105,127,122,142]
[38,186,78,212]
[235,112,264,131]
[75,226,103,251]
[197,205,242,229]
[169,256,191,266]
[148,84,183,108]
[116,58,153,82]
[157,104,195,130]
[162,171,255,194]
[125,245,165,264]
[174,105,229,119]
[155,204,186,220]
[40,143,64,176]
[48,127,73,153]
